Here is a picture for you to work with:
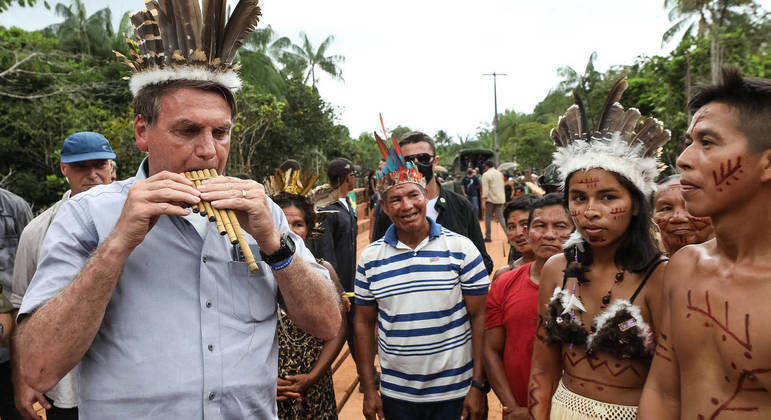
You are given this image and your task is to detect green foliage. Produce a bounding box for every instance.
[276,32,344,89]
[0,0,48,12]
[504,123,556,170]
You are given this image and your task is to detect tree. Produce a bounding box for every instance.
[506,123,555,171]
[0,0,48,12]
[662,0,757,83]
[556,51,602,97]
[277,32,344,89]
[45,0,115,57]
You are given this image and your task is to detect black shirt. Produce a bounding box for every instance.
[372,185,494,274]
[312,198,358,292]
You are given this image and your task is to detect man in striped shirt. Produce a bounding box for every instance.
[354,180,490,420]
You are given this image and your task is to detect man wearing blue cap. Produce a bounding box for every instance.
[9,132,114,420]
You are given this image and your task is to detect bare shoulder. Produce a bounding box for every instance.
[662,239,716,293]
[541,253,566,291]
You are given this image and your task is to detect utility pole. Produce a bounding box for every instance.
[483,72,507,166]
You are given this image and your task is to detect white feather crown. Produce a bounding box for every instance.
[551,76,671,199]
[116,0,262,96]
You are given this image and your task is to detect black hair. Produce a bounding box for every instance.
[398,131,436,154]
[503,193,540,221]
[564,171,661,274]
[688,68,771,152]
[270,192,323,239]
[279,159,301,172]
[134,79,236,126]
[483,160,494,169]
[527,192,568,227]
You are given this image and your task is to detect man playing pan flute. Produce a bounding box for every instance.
[13,1,341,418]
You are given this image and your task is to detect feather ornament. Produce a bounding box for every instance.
[596,76,628,133]
[550,75,671,198]
[219,0,261,64]
[373,115,425,195]
[121,0,261,95]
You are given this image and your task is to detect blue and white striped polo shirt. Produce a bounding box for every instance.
[355,217,489,402]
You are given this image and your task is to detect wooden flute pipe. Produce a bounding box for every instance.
[184,171,225,235]
[182,170,259,273]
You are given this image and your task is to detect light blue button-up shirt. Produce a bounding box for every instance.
[19,161,328,419]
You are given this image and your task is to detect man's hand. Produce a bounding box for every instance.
[112,171,201,250]
[13,379,49,420]
[461,386,487,420]
[197,177,281,253]
[362,389,385,420]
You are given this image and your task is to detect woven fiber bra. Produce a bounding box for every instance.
[544,258,666,360]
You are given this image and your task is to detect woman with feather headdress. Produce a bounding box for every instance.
[527,77,671,420]
[269,168,347,420]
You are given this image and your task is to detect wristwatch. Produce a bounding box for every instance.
[259,232,296,265]
[470,379,491,394]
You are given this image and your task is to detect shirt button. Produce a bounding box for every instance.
[202,256,208,263]
[208,344,214,352]
[205,301,212,308]
[208,392,216,400]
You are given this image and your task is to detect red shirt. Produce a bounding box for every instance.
[484,263,538,407]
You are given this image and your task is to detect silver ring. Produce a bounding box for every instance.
[241,189,247,198]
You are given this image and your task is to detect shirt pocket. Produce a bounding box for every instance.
[227,260,277,330]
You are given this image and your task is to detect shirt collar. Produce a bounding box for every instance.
[135,158,150,180]
[383,216,442,248]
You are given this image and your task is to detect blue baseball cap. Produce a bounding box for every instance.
[61,132,116,163]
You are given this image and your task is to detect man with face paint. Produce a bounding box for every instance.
[640,71,771,418]
[652,174,714,256]
[371,131,493,274]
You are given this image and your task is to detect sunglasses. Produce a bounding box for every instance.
[403,153,435,165]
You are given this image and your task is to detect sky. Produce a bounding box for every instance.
[1,0,768,140]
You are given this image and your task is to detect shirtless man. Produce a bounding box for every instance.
[639,71,771,419]
[652,174,714,256]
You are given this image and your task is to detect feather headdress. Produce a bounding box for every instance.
[117,0,261,96]
[551,76,671,198]
[266,168,325,239]
[374,114,425,195]
[266,168,318,197]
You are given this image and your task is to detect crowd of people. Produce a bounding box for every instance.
[0,1,769,419]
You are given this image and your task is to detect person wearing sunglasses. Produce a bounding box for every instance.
[371,131,493,275]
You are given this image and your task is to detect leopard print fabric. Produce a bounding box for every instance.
[277,308,337,419]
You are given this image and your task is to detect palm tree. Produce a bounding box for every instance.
[244,25,291,63]
[277,32,344,89]
[556,51,601,96]
[46,0,114,57]
[662,0,755,83]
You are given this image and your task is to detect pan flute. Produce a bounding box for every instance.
[182,169,259,273]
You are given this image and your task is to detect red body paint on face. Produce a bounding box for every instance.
[712,156,744,192]
[575,177,600,189]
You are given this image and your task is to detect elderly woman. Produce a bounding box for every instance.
[271,188,348,420]
[652,174,714,255]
